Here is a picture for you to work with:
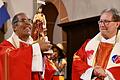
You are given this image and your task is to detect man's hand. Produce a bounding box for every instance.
[37,37,52,52]
[93,66,107,79]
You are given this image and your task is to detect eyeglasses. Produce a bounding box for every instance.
[18,19,32,24]
[13,19,32,25]
[98,20,114,25]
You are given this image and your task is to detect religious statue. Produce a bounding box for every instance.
[32,5,47,41]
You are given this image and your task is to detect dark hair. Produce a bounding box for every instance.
[101,8,120,21]
[52,44,66,59]
[12,13,26,26]
[36,4,45,14]
[39,4,45,9]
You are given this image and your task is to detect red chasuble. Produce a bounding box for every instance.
[0,40,32,80]
[94,42,113,69]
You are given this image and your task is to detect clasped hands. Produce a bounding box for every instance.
[93,66,107,79]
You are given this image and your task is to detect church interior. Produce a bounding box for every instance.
[0,0,120,80]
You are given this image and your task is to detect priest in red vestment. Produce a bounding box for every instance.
[72,8,120,80]
[0,13,52,80]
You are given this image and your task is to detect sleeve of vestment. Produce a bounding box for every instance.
[72,39,92,80]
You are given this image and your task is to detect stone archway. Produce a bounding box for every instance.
[46,0,69,23]
[42,0,69,44]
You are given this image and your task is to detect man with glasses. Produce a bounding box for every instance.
[0,12,52,80]
[72,8,120,80]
